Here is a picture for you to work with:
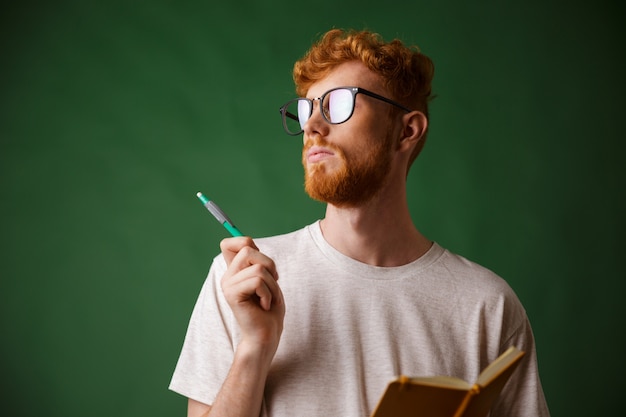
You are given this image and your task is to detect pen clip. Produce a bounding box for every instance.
[206,201,235,226]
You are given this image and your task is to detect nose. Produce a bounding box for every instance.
[302,99,329,140]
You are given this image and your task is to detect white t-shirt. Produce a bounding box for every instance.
[169,221,549,416]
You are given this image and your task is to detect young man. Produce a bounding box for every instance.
[170,29,550,417]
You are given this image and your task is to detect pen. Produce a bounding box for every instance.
[196,192,244,237]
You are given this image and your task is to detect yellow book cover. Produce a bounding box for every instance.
[370,346,525,417]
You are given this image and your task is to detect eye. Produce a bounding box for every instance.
[328,89,354,123]
[322,100,331,119]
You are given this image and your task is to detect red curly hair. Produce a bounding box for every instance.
[293,29,435,165]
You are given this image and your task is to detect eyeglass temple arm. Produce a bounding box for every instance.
[284,111,299,122]
[359,88,413,113]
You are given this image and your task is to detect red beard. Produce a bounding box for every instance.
[302,134,393,208]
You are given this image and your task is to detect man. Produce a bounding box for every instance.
[170,29,550,417]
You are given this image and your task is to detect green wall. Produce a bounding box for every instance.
[1,1,624,415]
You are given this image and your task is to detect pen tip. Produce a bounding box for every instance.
[196,192,203,197]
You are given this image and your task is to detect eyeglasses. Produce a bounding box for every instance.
[278,86,412,136]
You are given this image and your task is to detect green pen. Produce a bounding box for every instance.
[196,192,244,237]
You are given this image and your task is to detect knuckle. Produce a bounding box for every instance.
[220,274,233,291]
[239,246,256,257]
[248,277,264,291]
[248,263,266,275]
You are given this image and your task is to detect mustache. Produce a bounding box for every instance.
[303,137,342,154]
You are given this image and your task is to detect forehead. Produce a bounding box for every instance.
[306,61,384,98]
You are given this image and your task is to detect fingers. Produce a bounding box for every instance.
[219,237,285,350]
[224,263,282,311]
[220,237,281,311]
[220,236,258,265]
[221,237,278,280]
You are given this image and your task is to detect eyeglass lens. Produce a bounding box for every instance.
[282,88,356,135]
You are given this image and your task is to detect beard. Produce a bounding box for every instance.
[302,132,394,208]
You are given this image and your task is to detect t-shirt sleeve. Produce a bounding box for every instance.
[169,255,238,406]
[490,315,551,417]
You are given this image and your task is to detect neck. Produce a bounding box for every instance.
[320,189,432,267]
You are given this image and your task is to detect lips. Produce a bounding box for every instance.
[306,146,335,163]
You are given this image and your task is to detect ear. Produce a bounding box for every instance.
[397,111,428,153]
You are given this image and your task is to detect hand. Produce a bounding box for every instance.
[220,237,285,353]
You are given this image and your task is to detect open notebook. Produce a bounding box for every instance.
[370,346,525,417]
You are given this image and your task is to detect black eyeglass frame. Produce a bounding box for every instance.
[278,86,413,136]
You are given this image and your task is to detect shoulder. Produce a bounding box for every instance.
[432,245,527,320]
[207,222,317,269]
[253,222,318,258]
[434,245,516,294]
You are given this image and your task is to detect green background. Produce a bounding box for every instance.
[1,0,624,415]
